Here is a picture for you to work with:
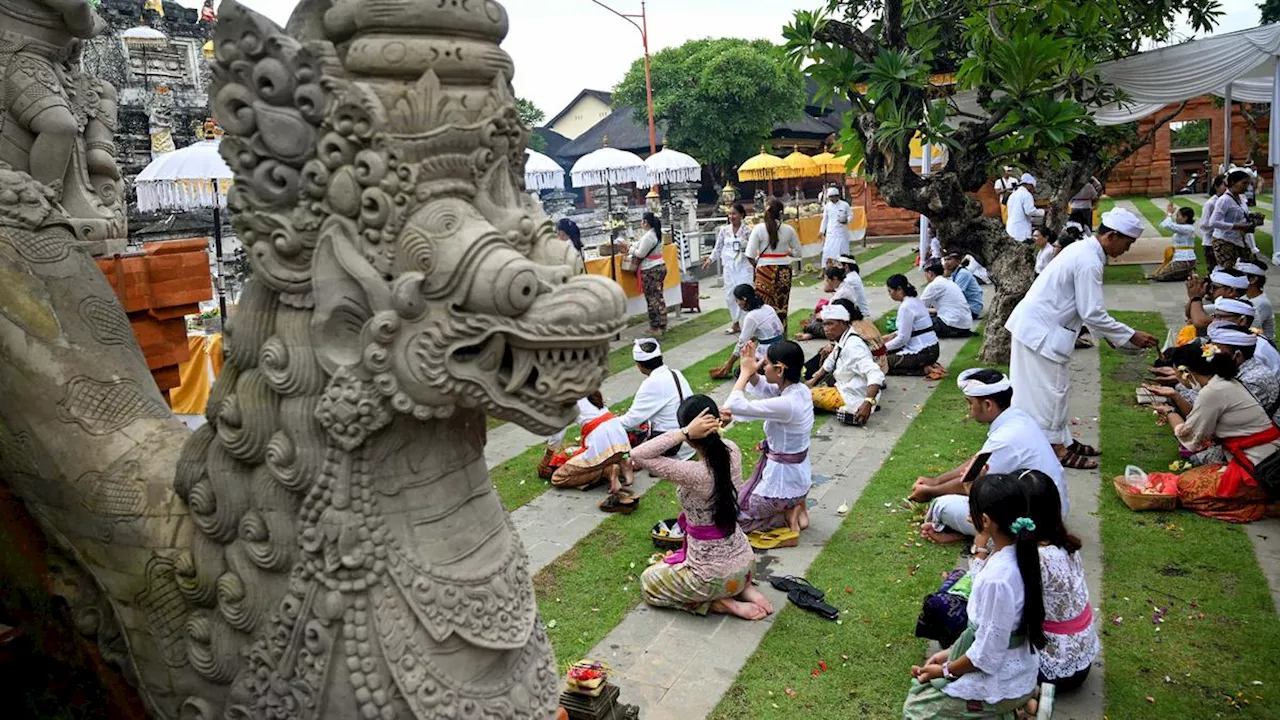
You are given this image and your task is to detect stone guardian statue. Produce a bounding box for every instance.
[0,0,627,718]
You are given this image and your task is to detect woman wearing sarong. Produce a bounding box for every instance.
[903,473,1043,719]
[629,211,668,335]
[545,392,636,512]
[882,274,944,378]
[1207,170,1259,269]
[633,396,774,620]
[723,340,814,536]
[709,284,783,379]
[1148,204,1198,282]
[1154,341,1280,523]
[747,199,802,335]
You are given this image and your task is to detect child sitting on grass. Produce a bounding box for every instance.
[903,473,1044,719]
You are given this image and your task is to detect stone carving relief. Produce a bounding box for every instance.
[0,1,627,718]
[0,0,126,254]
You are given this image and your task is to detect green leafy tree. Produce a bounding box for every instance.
[517,97,548,152]
[787,0,1221,361]
[613,38,805,178]
[1262,0,1280,24]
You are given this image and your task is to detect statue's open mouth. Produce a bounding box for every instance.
[448,329,612,418]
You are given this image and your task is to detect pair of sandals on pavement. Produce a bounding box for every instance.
[598,483,637,514]
[1060,439,1100,470]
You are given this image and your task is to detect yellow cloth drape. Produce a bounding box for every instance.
[169,334,222,414]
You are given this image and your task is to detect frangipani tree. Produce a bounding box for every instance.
[787,0,1221,361]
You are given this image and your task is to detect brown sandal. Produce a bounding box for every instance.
[1067,440,1100,457]
[599,493,638,514]
[1060,450,1098,470]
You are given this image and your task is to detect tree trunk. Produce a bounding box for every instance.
[969,216,1035,364]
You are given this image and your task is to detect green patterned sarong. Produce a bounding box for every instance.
[902,623,1033,719]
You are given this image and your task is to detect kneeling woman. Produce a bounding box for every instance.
[882,274,943,377]
[546,392,636,510]
[710,285,783,379]
[633,396,774,620]
[1155,342,1280,523]
[903,473,1044,718]
[724,340,815,535]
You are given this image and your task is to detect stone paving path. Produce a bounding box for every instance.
[485,244,918,471]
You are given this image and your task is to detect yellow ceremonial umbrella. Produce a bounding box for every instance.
[909,133,947,169]
[737,146,786,200]
[778,148,821,217]
[737,147,785,181]
[811,150,852,176]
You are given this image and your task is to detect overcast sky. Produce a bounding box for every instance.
[183,0,1263,120]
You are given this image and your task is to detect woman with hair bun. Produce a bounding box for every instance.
[882,274,944,378]
[633,395,773,620]
[723,340,814,539]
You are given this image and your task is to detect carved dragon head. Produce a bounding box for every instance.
[214,0,626,439]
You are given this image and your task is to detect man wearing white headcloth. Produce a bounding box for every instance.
[1235,262,1274,342]
[1005,173,1044,242]
[618,339,695,459]
[819,186,853,267]
[805,303,884,424]
[1006,207,1160,470]
[913,368,1067,544]
[1186,267,1249,335]
[1210,298,1280,375]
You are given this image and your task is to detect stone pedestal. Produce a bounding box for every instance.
[544,189,577,217]
[560,684,640,720]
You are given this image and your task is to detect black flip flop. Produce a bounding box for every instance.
[768,576,840,621]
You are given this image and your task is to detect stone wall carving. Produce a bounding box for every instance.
[0,0,128,255]
[0,1,627,719]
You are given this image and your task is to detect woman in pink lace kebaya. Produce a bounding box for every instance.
[632,395,774,620]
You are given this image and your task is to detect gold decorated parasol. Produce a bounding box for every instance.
[777,148,820,180]
[737,147,786,182]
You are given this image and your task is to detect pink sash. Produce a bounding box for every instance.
[663,512,730,565]
[737,440,809,510]
[1042,604,1094,635]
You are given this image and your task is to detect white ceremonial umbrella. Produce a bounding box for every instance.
[644,145,702,185]
[570,145,648,188]
[524,148,565,191]
[135,139,235,325]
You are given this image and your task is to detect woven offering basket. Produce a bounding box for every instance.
[1112,476,1177,512]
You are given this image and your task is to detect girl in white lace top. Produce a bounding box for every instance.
[1024,470,1100,691]
[903,473,1043,717]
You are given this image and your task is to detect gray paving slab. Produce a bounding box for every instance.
[584,336,973,719]
[1051,346,1106,720]
[1244,519,1280,614]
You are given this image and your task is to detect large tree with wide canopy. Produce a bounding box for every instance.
[787,0,1222,361]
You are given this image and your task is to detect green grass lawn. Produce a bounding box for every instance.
[710,334,989,718]
[1103,263,1150,285]
[794,242,905,287]
[1098,312,1280,719]
[865,253,918,286]
[1132,197,1173,237]
[1098,197,1117,215]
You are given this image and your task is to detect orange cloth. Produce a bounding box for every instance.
[168,334,222,414]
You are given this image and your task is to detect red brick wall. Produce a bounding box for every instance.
[1109,95,1271,196]
[96,238,213,399]
[847,178,1003,237]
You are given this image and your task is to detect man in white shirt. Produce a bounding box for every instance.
[914,368,1067,544]
[993,167,1019,205]
[805,303,884,424]
[921,263,975,338]
[943,251,984,318]
[617,339,694,459]
[1235,262,1275,342]
[1005,173,1043,242]
[1211,299,1280,374]
[1185,268,1249,335]
[1005,208,1159,469]
[819,186,853,268]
